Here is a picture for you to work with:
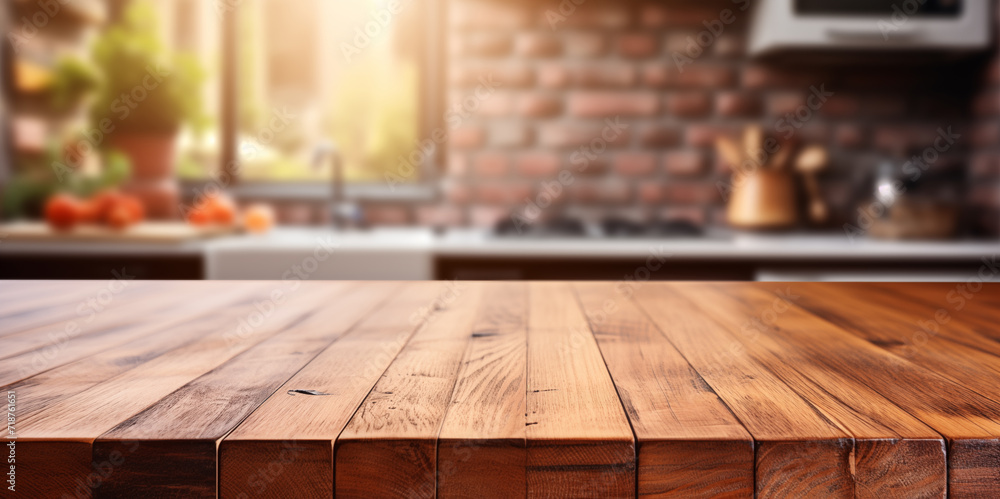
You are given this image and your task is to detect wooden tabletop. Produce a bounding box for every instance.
[3,281,1000,498]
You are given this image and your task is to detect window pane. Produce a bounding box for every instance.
[234,0,422,183]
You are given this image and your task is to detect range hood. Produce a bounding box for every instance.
[749,0,992,56]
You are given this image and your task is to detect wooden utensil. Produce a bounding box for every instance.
[795,145,830,224]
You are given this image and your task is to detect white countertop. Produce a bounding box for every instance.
[3,227,998,261]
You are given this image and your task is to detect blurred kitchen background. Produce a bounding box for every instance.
[1,0,999,281]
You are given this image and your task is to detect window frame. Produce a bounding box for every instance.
[199,0,445,203]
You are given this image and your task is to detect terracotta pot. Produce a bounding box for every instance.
[108,133,177,181]
[727,170,798,230]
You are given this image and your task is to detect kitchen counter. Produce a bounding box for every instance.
[2,227,999,280]
[7,281,1000,497]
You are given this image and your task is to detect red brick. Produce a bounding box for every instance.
[451,0,530,30]
[564,33,608,58]
[470,93,513,117]
[516,153,562,177]
[972,122,1000,148]
[743,65,817,89]
[971,153,1000,179]
[458,33,513,57]
[449,126,486,149]
[448,153,468,177]
[660,206,707,225]
[638,126,681,148]
[660,183,721,205]
[865,95,908,117]
[716,92,762,117]
[538,64,571,88]
[685,124,739,148]
[570,180,632,205]
[491,124,533,148]
[538,123,631,148]
[974,91,1000,117]
[834,125,867,149]
[614,153,657,176]
[470,206,509,227]
[666,91,712,117]
[639,4,735,28]
[450,65,533,88]
[768,93,806,116]
[795,124,831,144]
[664,32,695,54]
[515,33,562,57]
[617,34,659,58]
[818,95,861,118]
[364,206,411,226]
[714,34,746,58]
[416,205,464,227]
[550,4,630,29]
[641,64,673,88]
[473,153,510,177]
[638,3,670,28]
[664,151,707,176]
[476,182,533,204]
[674,64,737,88]
[516,94,563,117]
[872,126,930,151]
[568,92,659,117]
[986,57,1000,86]
[575,64,637,88]
[444,182,472,204]
[970,184,1000,208]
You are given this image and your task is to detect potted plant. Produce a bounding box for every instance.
[89,0,206,218]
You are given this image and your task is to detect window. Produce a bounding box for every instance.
[170,0,443,187]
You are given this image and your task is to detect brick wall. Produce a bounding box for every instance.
[397,0,998,235]
[971,6,1000,236]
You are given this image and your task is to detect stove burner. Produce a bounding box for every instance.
[494,216,703,238]
[493,216,587,238]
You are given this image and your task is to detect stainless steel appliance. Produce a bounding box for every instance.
[749,0,992,55]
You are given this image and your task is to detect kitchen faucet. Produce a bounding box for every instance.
[313,141,359,229]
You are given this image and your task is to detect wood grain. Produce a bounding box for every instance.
[335,282,483,498]
[437,282,528,499]
[702,283,1000,497]
[632,284,854,498]
[526,282,635,498]
[15,282,358,498]
[574,283,754,498]
[91,282,400,498]
[675,283,947,498]
[219,281,453,499]
[0,281,241,386]
[6,281,1000,497]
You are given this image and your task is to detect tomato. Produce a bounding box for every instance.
[44,193,83,231]
[186,206,213,226]
[243,204,275,233]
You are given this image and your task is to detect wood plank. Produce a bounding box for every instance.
[219,281,454,499]
[437,282,528,498]
[89,282,402,498]
[334,282,484,498]
[631,284,854,498]
[3,281,277,416]
[16,281,359,498]
[0,280,179,345]
[574,283,753,498]
[0,281,238,385]
[670,283,947,498]
[526,282,635,498]
[715,282,1000,497]
[789,283,1000,404]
